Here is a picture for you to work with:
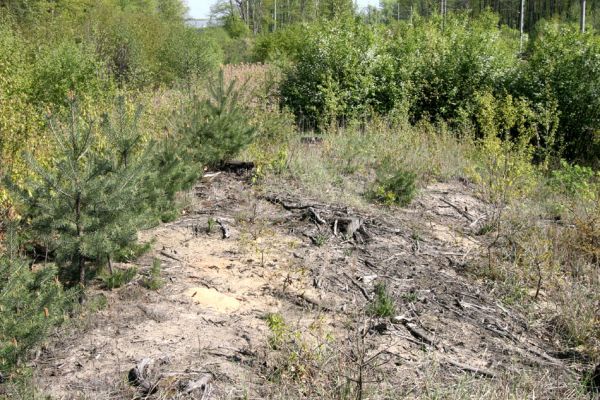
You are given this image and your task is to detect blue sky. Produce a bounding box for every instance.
[185,0,379,19]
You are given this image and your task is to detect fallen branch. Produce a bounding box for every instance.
[402,321,437,347]
[128,358,158,395]
[343,272,371,301]
[440,198,474,222]
[159,250,183,263]
[262,195,316,211]
[446,359,497,379]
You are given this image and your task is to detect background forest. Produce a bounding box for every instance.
[0,0,598,397]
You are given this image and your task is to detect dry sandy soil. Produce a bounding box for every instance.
[32,170,585,399]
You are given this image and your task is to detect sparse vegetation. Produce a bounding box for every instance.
[369,282,396,318]
[141,259,164,291]
[1,0,599,397]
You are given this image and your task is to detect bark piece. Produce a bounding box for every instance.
[128,358,158,395]
[179,373,213,396]
[216,218,230,239]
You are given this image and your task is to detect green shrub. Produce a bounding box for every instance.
[100,267,137,290]
[0,233,70,373]
[280,18,386,128]
[157,25,223,84]
[387,12,520,124]
[516,21,600,164]
[549,160,599,200]
[370,164,417,207]
[30,40,109,107]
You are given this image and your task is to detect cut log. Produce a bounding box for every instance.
[402,321,437,347]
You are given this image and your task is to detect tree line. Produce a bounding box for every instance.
[213,0,599,32]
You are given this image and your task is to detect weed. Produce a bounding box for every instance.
[141,259,163,291]
[207,217,216,234]
[369,282,396,318]
[402,292,418,303]
[313,233,328,247]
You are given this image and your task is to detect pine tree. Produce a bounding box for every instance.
[180,70,256,167]
[9,99,150,286]
[0,226,70,373]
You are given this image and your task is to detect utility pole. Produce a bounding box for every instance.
[519,0,525,52]
[274,0,277,31]
[580,0,586,33]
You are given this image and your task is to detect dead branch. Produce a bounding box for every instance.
[440,198,474,222]
[159,250,183,263]
[343,272,372,301]
[446,359,497,379]
[402,321,437,347]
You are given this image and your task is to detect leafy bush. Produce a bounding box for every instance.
[157,25,223,84]
[549,160,599,200]
[280,18,387,129]
[30,40,110,107]
[387,12,520,123]
[516,21,600,164]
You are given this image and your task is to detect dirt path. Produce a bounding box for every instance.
[33,173,575,399]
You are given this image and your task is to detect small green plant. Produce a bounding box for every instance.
[100,267,137,290]
[313,233,328,247]
[369,282,396,318]
[402,292,418,303]
[207,217,216,233]
[141,259,163,291]
[266,313,288,349]
[371,167,417,207]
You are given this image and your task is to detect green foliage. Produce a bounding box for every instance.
[224,14,250,38]
[549,160,599,200]
[8,101,150,285]
[368,282,396,318]
[516,21,600,164]
[179,71,257,166]
[388,12,520,123]
[370,163,417,207]
[30,40,109,107]
[0,232,70,373]
[141,258,163,290]
[252,24,308,63]
[280,19,386,128]
[157,25,223,83]
[100,266,137,290]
